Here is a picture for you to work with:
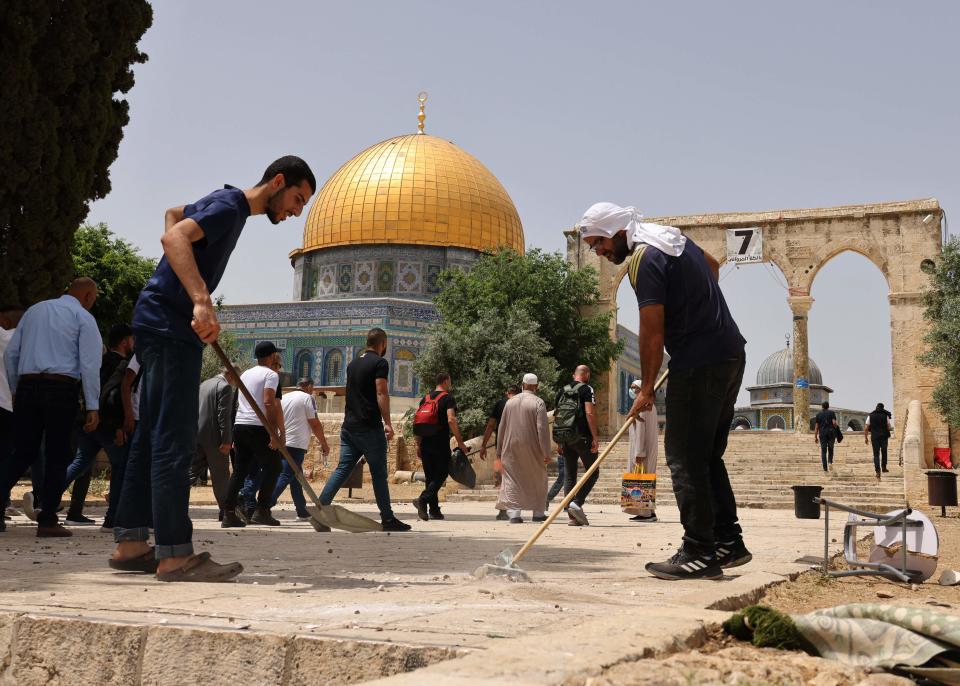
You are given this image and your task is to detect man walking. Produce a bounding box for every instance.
[578,202,750,580]
[1,278,102,537]
[0,305,25,518]
[865,403,893,479]
[222,342,285,527]
[480,385,518,520]
[495,374,552,523]
[271,377,330,519]
[196,368,238,520]
[109,156,315,581]
[553,365,600,526]
[320,328,410,531]
[814,401,839,474]
[412,372,469,521]
[60,323,136,526]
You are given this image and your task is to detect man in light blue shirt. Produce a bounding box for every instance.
[0,277,102,537]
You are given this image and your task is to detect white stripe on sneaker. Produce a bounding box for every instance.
[717,547,730,555]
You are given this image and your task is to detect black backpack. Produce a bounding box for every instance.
[552,382,585,445]
[99,358,142,432]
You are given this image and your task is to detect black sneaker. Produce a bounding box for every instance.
[412,497,429,521]
[495,510,509,521]
[645,547,723,580]
[65,514,96,526]
[629,513,658,523]
[509,517,524,524]
[221,511,247,528]
[532,514,547,522]
[715,539,752,569]
[250,508,281,526]
[381,517,412,532]
[429,511,445,520]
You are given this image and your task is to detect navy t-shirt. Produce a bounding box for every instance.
[632,239,745,371]
[133,186,251,346]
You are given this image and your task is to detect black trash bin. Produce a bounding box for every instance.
[791,485,823,519]
[927,470,957,516]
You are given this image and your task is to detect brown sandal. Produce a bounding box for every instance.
[155,552,243,582]
[108,548,158,573]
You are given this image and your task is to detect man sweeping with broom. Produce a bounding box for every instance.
[576,202,751,581]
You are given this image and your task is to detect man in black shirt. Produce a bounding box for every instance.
[412,372,469,521]
[864,402,893,478]
[814,401,838,474]
[554,365,600,526]
[578,201,749,581]
[319,328,410,532]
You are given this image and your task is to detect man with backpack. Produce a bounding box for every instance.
[412,372,468,521]
[552,365,600,526]
[319,328,411,532]
[577,202,749,581]
[60,323,137,526]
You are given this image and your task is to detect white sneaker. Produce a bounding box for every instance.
[567,502,589,526]
[22,493,37,522]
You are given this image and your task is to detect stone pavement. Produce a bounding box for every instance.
[0,501,851,685]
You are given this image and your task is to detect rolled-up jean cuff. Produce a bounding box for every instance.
[155,542,194,560]
[114,526,150,543]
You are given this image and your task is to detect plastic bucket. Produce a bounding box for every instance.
[791,485,823,519]
[927,470,958,507]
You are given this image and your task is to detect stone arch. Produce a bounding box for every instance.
[294,349,314,381]
[803,242,891,294]
[731,416,752,431]
[766,414,786,431]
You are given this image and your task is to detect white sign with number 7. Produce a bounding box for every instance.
[726,227,763,264]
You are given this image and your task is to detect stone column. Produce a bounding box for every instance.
[788,295,815,433]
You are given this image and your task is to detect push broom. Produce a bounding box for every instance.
[211,340,382,533]
[475,369,669,581]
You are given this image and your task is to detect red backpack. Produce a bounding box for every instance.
[413,391,447,437]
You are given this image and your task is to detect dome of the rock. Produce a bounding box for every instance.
[295,133,524,257]
[755,347,823,386]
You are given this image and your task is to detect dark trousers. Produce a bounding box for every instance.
[871,435,889,472]
[114,332,201,560]
[225,425,280,511]
[664,354,745,557]
[1,378,80,526]
[819,434,835,471]
[0,408,12,507]
[195,441,231,510]
[546,456,566,502]
[419,440,450,513]
[64,427,126,519]
[271,446,308,515]
[562,438,598,507]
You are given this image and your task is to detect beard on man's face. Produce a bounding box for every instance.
[266,188,284,224]
[609,232,630,264]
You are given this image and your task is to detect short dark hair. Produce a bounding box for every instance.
[821,401,829,409]
[108,323,133,348]
[366,327,387,349]
[258,155,317,194]
[435,372,450,386]
[507,385,520,395]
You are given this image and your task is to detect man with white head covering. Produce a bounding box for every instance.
[626,378,659,522]
[495,373,551,523]
[577,202,750,580]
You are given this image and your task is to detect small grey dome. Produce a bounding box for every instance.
[755,348,822,386]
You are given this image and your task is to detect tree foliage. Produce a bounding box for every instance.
[0,1,153,306]
[413,309,559,437]
[72,223,156,336]
[414,248,622,436]
[433,249,622,376]
[920,237,960,427]
[200,296,249,382]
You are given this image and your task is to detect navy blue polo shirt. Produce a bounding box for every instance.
[632,238,746,371]
[133,186,251,346]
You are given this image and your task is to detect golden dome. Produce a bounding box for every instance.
[299,134,524,255]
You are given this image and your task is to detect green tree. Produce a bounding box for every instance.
[200,296,249,381]
[920,236,960,427]
[432,248,622,378]
[413,309,560,437]
[72,223,156,335]
[0,1,152,306]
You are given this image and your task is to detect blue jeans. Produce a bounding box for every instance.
[65,428,129,520]
[321,426,394,520]
[240,464,262,512]
[271,446,308,515]
[547,456,565,502]
[114,332,201,560]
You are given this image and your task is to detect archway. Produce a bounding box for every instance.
[322,348,344,386]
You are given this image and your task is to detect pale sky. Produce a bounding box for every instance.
[88,1,960,414]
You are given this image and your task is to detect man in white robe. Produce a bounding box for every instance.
[495,374,551,523]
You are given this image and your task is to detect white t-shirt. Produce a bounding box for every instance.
[282,390,317,450]
[0,327,13,412]
[127,355,142,422]
[235,365,279,426]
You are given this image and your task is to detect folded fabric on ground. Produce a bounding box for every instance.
[724,603,960,685]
